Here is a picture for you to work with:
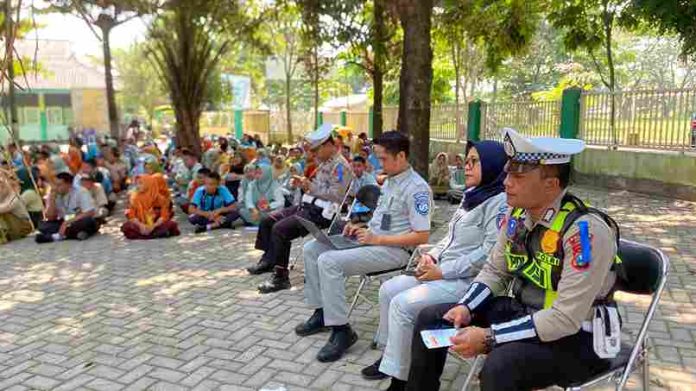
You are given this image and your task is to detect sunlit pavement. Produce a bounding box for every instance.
[0,185,695,391]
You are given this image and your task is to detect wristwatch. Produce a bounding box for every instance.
[483,329,496,353]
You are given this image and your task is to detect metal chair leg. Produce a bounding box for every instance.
[642,339,650,391]
[347,276,368,318]
[461,355,483,391]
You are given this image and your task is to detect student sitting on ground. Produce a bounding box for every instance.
[428,152,450,198]
[348,156,378,198]
[0,169,33,244]
[80,174,110,223]
[447,153,466,204]
[121,174,180,240]
[239,165,285,226]
[188,172,240,233]
[178,167,210,214]
[16,167,43,228]
[36,172,100,243]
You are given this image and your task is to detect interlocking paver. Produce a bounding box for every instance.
[0,186,695,390]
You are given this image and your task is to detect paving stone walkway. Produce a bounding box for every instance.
[0,185,695,391]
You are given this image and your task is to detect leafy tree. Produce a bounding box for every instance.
[494,21,569,99]
[46,0,156,140]
[629,0,696,59]
[262,0,303,141]
[113,43,166,124]
[547,0,640,144]
[297,0,331,128]
[322,0,401,137]
[432,7,486,140]
[147,0,259,156]
[392,0,434,178]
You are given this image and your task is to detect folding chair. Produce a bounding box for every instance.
[346,244,432,318]
[459,239,670,391]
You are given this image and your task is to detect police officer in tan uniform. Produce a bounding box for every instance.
[395,128,621,391]
[248,124,353,293]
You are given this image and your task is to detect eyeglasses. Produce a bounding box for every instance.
[465,157,480,167]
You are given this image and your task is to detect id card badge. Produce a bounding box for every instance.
[380,214,392,231]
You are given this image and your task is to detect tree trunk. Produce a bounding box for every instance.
[452,41,462,142]
[4,0,18,141]
[175,104,202,157]
[313,46,319,127]
[101,24,120,141]
[372,0,386,138]
[396,0,434,179]
[285,75,293,143]
[373,68,384,137]
[603,1,617,146]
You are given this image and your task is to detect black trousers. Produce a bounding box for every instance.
[406,298,610,391]
[38,217,100,240]
[254,204,331,269]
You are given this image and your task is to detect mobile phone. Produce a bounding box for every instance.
[403,269,418,276]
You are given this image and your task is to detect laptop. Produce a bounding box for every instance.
[297,216,364,250]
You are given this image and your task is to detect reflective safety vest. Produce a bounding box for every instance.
[504,197,620,310]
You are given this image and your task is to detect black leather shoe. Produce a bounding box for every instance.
[316,325,358,362]
[361,357,388,380]
[386,378,406,391]
[295,308,328,336]
[258,269,291,293]
[247,259,274,275]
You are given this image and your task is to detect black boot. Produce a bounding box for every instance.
[361,357,388,380]
[257,267,291,293]
[316,324,358,362]
[386,378,406,391]
[247,257,274,275]
[295,308,329,337]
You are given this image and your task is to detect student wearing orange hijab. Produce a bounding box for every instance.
[121,175,180,240]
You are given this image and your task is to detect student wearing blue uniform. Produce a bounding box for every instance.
[188,172,240,234]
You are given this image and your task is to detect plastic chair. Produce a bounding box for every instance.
[459,239,670,391]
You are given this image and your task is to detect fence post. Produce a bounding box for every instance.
[340,110,347,126]
[234,109,243,139]
[559,88,582,139]
[467,100,482,142]
[368,106,374,138]
[39,93,48,141]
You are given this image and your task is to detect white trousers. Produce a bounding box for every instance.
[377,275,471,380]
[303,239,410,326]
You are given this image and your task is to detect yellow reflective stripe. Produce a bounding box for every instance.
[544,290,558,309]
[550,201,577,232]
[512,208,524,218]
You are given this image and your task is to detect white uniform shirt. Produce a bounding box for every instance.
[368,167,432,236]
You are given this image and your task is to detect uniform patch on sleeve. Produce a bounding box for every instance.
[413,192,430,216]
[566,225,594,271]
[496,205,508,230]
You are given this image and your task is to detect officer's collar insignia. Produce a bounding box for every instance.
[541,230,560,253]
[503,133,516,158]
[542,208,555,224]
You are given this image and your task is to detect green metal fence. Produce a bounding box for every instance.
[481,100,562,142]
[580,89,696,150]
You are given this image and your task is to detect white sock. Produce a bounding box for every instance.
[206,224,213,231]
[51,233,64,241]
